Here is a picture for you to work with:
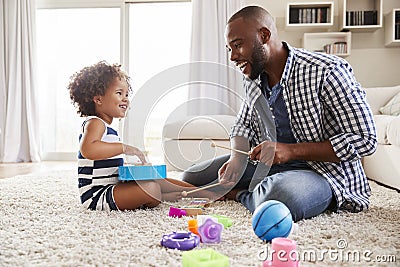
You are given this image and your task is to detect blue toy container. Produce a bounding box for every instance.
[118,165,167,180]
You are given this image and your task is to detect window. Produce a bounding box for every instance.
[36,2,191,161]
[128,2,191,162]
[36,7,120,160]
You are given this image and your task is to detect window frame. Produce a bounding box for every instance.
[36,0,190,160]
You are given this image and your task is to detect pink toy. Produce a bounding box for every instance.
[263,238,299,267]
[169,207,187,218]
[197,218,223,244]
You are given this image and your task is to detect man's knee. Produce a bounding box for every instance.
[249,171,333,221]
[181,170,202,185]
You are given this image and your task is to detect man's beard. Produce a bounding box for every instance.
[249,39,267,80]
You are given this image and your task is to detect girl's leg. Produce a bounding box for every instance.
[113,181,162,210]
[157,178,220,199]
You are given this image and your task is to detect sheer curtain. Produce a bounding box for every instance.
[0,0,40,162]
[188,0,244,116]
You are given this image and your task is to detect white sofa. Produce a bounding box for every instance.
[162,115,236,171]
[364,85,400,190]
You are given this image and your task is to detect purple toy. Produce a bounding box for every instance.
[160,231,200,251]
[197,218,223,244]
[169,206,187,218]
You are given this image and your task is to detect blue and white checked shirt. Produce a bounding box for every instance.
[230,42,377,212]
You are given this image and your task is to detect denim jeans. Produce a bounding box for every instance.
[182,154,333,222]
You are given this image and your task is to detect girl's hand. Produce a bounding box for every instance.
[122,144,147,164]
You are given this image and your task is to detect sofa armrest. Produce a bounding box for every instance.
[364,85,400,115]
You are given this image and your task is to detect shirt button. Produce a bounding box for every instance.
[270,107,273,111]
[272,115,276,119]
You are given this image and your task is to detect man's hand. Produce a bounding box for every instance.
[249,140,340,165]
[250,141,293,165]
[218,155,248,187]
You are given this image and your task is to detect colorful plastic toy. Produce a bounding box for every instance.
[182,248,229,267]
[118,164,166,180]
[190,198,211,207]
[210,214,233,229]
[263,238,299,267]
[252,200,293,242]
[182,207,203,216]
[188,219,199,236]
[196,215,218,227]
[160,231,200,251]
[169,207,187,218]
[197,218,223,244]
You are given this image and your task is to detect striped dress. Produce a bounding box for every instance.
[77,116,123,211]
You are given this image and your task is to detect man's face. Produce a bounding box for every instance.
[225,17,267,80]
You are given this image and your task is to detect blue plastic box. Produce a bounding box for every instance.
[118,165,167,180]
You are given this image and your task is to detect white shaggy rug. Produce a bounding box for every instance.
[0,170,399,267]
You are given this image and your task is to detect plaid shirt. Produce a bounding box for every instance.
[230,42,377,212]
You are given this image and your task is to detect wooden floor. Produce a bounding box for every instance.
[0,161,77,179]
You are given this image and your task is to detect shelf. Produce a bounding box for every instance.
[302,32,351,57]
[385,9,400,47]
[286,2,334,29]
[340,0,382,32]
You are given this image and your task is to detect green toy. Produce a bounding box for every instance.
[182,248,229,267]
[210,214,233,229]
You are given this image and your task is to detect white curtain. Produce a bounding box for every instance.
[0,0,40,162]
[189,0,244,116]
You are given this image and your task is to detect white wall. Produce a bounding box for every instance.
[244,0,400,88]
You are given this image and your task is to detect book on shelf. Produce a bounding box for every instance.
[396,11,400,40]
[323,42,347,55]
[289,7,330,24]
[346,10,377,26]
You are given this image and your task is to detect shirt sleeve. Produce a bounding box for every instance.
[323,62,377,161]
[230,101,261,147]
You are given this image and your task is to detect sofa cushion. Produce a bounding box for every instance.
[374,115,396,145]
[364,85,400,115]
[387,116,400,146]
[379,91,400,116]
[163,115,236,139]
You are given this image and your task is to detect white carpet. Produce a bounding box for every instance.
[0,170,399,266]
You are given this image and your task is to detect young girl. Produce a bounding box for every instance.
[68,61,217,211]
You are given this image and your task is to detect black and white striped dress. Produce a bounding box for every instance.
[77,116,123,211]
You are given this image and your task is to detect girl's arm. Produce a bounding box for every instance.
[80,118,124,160]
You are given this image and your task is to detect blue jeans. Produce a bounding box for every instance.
[182,154,333,222]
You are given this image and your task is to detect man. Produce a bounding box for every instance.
[182,6,377,222]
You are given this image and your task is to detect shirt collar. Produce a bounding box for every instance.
[243,42,295,108]
[248,41,294,87]
[281,41,295,85]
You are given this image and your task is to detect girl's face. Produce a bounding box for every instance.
[93,78,130,124]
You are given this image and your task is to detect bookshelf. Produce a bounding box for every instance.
[385,9,400,47]
[340,0,382,31]
[302,32,351,57]
[286,2,334,29]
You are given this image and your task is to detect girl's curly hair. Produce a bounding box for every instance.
[68,61,132,116]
